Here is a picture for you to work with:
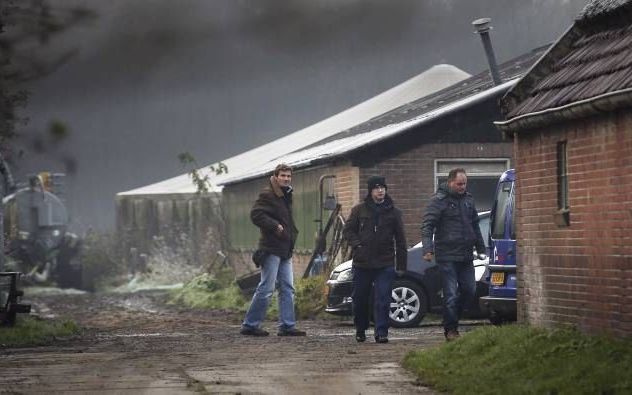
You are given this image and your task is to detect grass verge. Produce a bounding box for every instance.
[169,272,329,320]
[402,324,632,395]
[0,316,80,347]
[169,272,250,312]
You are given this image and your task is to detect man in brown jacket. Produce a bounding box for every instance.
[343,175,407,343]
[240,164,306,337]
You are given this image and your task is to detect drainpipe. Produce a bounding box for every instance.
[473,18,502,86]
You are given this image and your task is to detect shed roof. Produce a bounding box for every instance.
[220,45,549,185]
[118,64,470,196]
[499,0,632,128]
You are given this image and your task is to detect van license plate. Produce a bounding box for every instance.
[491,272,505,285]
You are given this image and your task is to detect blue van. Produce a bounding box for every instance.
[479,169,517,324]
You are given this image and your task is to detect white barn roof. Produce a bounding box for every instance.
[118,64,470,196]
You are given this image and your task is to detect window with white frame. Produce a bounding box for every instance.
[435,159,510,212]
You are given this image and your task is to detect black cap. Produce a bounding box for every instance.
[367,176,387,193]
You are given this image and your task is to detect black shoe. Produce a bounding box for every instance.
[277,328,306,336]
[375,335,389,344]
[240,327,269,337]
[445,330,460,342]
[355,331,366,343]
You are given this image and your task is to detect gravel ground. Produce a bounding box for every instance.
[0,288,483,394]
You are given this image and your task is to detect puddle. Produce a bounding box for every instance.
[98,332,190,339]
[23,286,87,296]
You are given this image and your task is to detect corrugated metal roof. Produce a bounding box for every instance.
[222,80,516,185]
[118,64,470,196]
[219,45,549,185]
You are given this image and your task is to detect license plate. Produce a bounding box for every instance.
[491,272,505,286]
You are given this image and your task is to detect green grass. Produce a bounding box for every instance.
[0,316,81,347]
[403,324,632,395]
[294,274,328,319]
[169,272,329,320]
[169,272,250,312]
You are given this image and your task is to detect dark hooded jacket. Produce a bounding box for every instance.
[420,183,485,263]
[250,176,299,259]
[343,194,407,270]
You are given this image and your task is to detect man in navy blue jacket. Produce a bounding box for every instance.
[421,168,486,341]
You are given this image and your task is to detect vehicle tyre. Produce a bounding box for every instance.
[55,255,83,289]
[489,312,505,326]
[389,279,427,328]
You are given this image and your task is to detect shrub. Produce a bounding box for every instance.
[80,231,127,291]
[294,274,328,319]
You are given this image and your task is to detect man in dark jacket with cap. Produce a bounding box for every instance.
[240,163,306,337]
[421,168,486,341]
[343,175,407,343]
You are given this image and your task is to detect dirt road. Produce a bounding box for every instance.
[0,288,462,394]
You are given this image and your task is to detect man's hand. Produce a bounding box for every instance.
[423,252,433,261]
[477,253,488,261]
[276,224,284,235]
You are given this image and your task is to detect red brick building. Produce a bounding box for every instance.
[496,0,632,336]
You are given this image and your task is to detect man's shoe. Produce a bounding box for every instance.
[240,327,269,337]
[375,335,389,344]
[355,331,366,343]
[277,328,307,336]
[445,330,460,342]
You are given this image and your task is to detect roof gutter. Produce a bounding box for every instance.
[495,87,632,136]
[220,79,517,186]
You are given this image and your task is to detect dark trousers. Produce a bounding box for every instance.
[439,260,476,333]
[351,266,395,337]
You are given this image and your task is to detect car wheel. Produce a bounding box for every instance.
[389,279,427,328]
[489,312,509,326]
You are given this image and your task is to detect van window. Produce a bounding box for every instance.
[478,216,490,248]
[491,181,512,239]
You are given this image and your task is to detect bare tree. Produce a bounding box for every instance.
[0,0,95,147]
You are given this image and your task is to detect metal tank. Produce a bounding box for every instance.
[1,155,83,289]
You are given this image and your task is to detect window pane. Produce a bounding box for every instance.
[557,142,569,210]
[478,216,490,248]
[491,181,512,239]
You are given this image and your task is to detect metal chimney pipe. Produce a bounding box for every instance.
[472,18,502,86]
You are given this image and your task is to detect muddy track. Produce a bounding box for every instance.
[0,289,462,394]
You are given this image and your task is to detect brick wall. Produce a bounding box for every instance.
[332,164,360,219]
[515,110,632,336]
[358,142,512,245]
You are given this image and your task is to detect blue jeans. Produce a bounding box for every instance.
[439,260,476,333]
[352,266,396,337]
[242,254,296,330]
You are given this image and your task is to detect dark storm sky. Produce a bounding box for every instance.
[16,0,587,231]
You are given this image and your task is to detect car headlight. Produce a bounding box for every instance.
[337,268,353,282]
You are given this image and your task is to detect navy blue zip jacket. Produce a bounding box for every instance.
[420,183,485,263]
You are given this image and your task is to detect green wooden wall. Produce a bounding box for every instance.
[223,166,332,253]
